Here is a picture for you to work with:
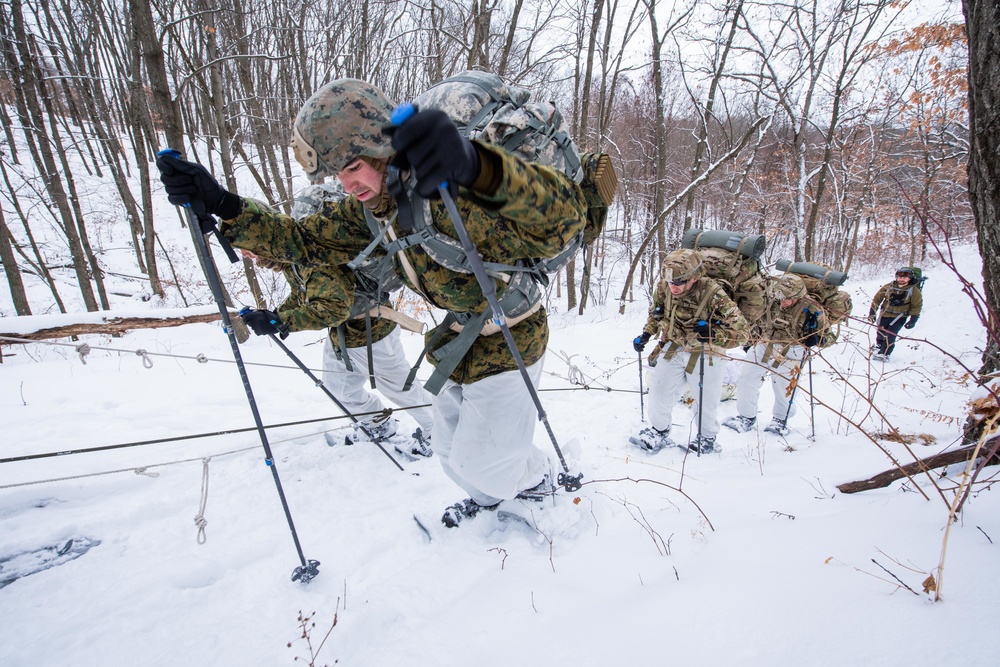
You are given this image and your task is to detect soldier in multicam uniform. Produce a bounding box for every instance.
[868,267,922,361]
[631,249,749,454]
[723,273,826,436]
[236,181,436,459]
[156,79,593,528]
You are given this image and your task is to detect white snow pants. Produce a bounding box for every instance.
[433,357,550,506]
[648,347,725,439]
[321,327,434,435]
[735,342,806,422]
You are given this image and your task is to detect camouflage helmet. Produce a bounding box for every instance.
[290,182,346,220]
[775,274,807,300]
[663,249,703,283]
[291,79,394,181]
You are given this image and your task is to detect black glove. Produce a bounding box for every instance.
[156,153,243,220]
[904,316,918,330]
[868,311,876,323]
[803,333,821,348]
[239,308,290,339]
[693,320,712,343]
[633,332,651,352]
[386,109,481,198]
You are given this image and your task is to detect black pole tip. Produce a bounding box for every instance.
[558,472,584,493]
[291,559,321,584]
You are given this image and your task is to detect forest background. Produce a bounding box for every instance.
[0,0,978,321]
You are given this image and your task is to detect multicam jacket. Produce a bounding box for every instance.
[273,261,395,349]
[871,281,922,320]
[642,276,749,353]
[758,295,827,347]
[221,142,587,384]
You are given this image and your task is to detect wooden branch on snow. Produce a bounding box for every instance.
[0,312,232,342]
[837,441,1000,494]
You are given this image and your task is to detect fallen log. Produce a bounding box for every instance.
[838,441,1000,494]
[0,312,229,341]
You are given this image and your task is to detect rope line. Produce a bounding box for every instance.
[0,444,258,490]
[194,458,211,545]
[0,334,332,376]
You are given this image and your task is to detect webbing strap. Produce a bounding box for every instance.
[365,311,375,389]
[685,350,700,374]
[335,325,353,372]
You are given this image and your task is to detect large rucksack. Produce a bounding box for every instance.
[391,70,615,274]
[775,259,852,346]
[353,70,617,393]
[681,228,768,324]
[902,266,928,289]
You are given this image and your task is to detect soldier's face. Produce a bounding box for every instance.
[895,274,911,286]
[337,158,383,202]
[780,297,798,309]
[669,277,697,296]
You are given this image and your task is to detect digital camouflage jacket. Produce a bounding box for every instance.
[642,276,749,352]
[273,261,395,349]
[221,142,587,384]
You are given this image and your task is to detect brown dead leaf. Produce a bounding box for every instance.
[922,574,937,593]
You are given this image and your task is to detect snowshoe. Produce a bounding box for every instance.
[629,426,674,452]
[346,417,398,444]
[515,474,555,502]
[763,419,790,436]
[441,498,500,528]
[395,428,433,460]
[0,537,101,589]
[722,415,756,433]
[688,435,719,454]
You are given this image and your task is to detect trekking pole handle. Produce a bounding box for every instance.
[157,148,239,264]
[390,102,417,126]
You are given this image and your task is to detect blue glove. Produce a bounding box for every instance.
[386,108,480,198]
[633,332,651,352]
[904,316,918,330]
[240,308,290,339]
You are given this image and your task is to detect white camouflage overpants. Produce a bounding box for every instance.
[735,342,807,422]
[433,357,550,506]
[321,327,435,435]
[648,347,725,439]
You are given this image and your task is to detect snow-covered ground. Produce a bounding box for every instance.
[0,243,995,666]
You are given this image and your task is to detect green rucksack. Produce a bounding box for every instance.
[681,228,768,324]
[775,259,852,346]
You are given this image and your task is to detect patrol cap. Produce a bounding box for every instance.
[291,79,395,181]
[776,274,807,299]
[663,249,703,284]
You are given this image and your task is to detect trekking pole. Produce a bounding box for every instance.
[808,355,815,440]
[638,349,645,422]
[779,351,811,431]
[697,338,706,458]
[389,104,583,492]
[158,149,319,584]
[254,321,403,472]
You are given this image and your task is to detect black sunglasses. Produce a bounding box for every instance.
[668,277,689,286]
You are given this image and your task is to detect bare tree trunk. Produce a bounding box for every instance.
[7,0,100,310]
[964,0,1000,376]
[0,207,31,315]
